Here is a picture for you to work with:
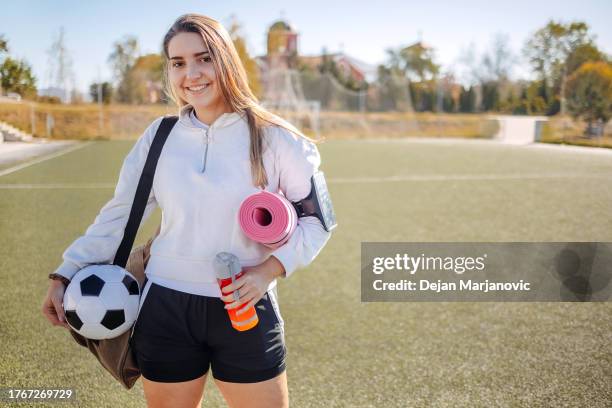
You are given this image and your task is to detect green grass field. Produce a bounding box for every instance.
[1,139,611,407]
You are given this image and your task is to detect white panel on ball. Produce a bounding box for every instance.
[63,264,141,340]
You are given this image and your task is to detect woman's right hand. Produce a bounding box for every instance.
[41,280,70,329]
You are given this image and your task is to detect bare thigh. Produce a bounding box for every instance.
[214,370,289,408]
[142,372,208,408]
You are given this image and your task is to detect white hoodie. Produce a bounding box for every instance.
[54,105,332,297]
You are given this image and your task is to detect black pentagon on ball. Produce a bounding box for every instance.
[101,310,125,330]
[80,274,105,296]
[65,310,83,330]
[122,275,140,296]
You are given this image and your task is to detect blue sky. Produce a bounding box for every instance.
[3,0,611,94]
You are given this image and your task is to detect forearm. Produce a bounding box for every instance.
[266,255,287,279]
[270,216,332,278]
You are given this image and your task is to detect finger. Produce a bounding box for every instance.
[221,279,241,294]
[234,285,255,305]
[224,297,244,310]
[41,302,52,319]
[48,312,65,327]
[43,306,61,325]
[42,299,60,322]
[52,298,66,324]
[224,296,247,311]
[221,274,249,294]
[220,284,248,303]
[221,292,244,303]
[221,276,250,302]
[235,284,252,300]
[226,289,255,311]
[236,299,257,316]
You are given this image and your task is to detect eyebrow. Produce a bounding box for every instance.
[169,51,210,60]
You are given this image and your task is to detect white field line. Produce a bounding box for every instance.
[0,182,115,189]
[353,138,612,155]
[0,142,94,177]
[327,173,608,184]
[0,172,606,189]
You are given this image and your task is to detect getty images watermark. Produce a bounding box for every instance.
[361,243,612,302]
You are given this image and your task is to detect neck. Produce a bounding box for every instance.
[192,103,233,126]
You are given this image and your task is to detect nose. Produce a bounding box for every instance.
[186,63,203,80]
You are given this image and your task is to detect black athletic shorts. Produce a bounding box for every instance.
[130,279,286,383]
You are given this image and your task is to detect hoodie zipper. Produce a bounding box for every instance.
[201,127,211,173]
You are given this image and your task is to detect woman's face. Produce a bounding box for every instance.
[167,32,226,114]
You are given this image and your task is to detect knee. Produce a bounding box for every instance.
[142,374,207,408]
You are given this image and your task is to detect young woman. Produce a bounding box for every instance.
[41,13,333,408]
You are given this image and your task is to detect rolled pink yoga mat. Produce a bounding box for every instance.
[238,191,297,249]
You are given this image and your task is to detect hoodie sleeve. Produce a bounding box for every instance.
[53,117,164,280]
[269,127,333,278]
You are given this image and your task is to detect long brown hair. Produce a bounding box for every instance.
[162,14,317,189]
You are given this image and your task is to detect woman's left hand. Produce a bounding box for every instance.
[220,256,285,315]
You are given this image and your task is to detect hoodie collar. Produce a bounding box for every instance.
[178,104,244,130]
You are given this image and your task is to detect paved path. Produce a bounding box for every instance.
[0,139,91,176]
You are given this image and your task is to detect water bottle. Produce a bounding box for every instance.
[213,252,259,331]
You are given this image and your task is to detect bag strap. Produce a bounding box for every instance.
[113,116,178,267]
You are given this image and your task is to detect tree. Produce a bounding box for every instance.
[385,42,439,112]
[409,80,435,111]
[455,35,516,112]
[523,21,595,114]
[0,57,37,98]
[523,80,548,114]
[0,34,7,54]
[565,61,612,137]
[89,81,113,104]
[319,49,341,78]
[375,64,410,111]
[565,43,609,75]
[108,35,139,103]
[46,27,76,103]
[456,43,480,86]
[387,42,439,82]
[524,21,591,85]
[498,83,525,114]
[478,34,516,112]
[481,80,500,111]
[0,35,37,98]
[481,33,515,82]
[0,34,8,94]
[130,53,163,104]
[459,86,476,113]
[228,19,262,98]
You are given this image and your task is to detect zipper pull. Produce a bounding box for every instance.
[201,128,210,173]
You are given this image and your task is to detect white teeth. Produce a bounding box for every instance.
[187,84,209,92]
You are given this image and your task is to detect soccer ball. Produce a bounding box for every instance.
[63,265,140,340]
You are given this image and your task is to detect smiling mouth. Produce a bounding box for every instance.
[185,83,211,93]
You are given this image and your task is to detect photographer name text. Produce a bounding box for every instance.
[371,253,531,293]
